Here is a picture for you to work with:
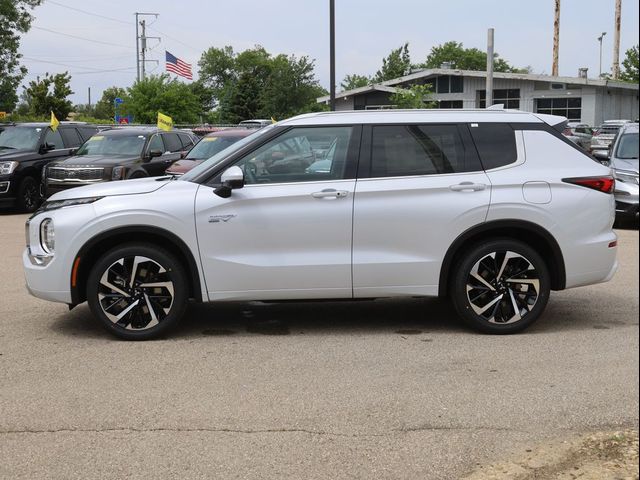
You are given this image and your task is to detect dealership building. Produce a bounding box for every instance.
[318,68,639,126]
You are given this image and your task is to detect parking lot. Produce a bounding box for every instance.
[0,211,638,479]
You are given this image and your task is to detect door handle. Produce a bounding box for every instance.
[311,188,349,199]
[449,182,486,192]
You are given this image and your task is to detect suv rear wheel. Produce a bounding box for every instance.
[451,239,550,334]
[86,244,188,340]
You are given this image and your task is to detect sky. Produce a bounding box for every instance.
[17,0,640,105]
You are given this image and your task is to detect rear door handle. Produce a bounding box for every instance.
[449,182,486,192]
[311,188,349,199]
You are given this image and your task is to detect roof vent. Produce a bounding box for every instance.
[440,62,453,70]
[578,67,588,78]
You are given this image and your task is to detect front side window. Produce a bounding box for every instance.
[44,128,64,149]
[147,134,165,153]
[371,124,479,177]
[76,134,147,156]
[231,126,354,185]
[162,133,182,152]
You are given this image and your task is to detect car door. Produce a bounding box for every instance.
[37,127,75,168]
[352,124,491,297]
[194,125,360,301]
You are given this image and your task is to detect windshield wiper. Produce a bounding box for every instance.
[0,145,16,150]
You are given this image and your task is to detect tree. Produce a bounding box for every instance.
[94,86,128,120]
[620,45,639,83]
[420,41,522,73]
[127,74,200,123]
[340,74,371,91]
[373,43,412,82]
[198,45,326,123]
[0,0,42,112]
[24,72,74,119]
[389,84,436,109]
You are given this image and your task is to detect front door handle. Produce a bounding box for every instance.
[311,188,349,199]
[449,182,486,192]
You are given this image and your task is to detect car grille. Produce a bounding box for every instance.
[48,167,104,182]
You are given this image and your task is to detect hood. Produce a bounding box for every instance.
[166,159,204,174]
[48,176,171,201]
[612,158,639,173]
[0,149,35,160]
[56,154,139,166]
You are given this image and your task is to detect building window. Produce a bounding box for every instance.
[535,98,581,121]
[477,89,520,109]
[438,100,463,109]
[435,75,463,94]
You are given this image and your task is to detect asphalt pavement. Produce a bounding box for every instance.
[1,211,638,479]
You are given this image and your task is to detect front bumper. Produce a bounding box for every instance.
[23,249,72,304]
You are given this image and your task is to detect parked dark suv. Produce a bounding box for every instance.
[44,127,196,198]
[0,122,98,211]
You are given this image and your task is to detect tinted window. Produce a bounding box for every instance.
[163,133,182,152]
[232,126,353,185]
[469,124,517,170]
[78,127,99,141]
[44,128,64,149]
[178,133,195,149]
[371,124,480,177]
[148,134,165,152]
[60,128,83,147]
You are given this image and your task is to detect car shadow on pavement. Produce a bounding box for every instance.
[48,290,637,341]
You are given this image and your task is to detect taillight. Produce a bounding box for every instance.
[562,176,615,194]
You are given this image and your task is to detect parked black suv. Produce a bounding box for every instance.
[0,122,98,211]
[44,127,197,198]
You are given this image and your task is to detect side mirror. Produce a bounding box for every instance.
[148,149,163,159]
[214,166,245,198]
[69,148,77,156]
[39,143,55,154]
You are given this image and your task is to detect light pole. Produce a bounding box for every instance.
[597,32,606,77]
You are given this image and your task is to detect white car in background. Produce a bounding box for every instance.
[591,119,632,161]
[608,122,639,221]
[24,109,618,340]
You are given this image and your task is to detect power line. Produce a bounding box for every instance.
[22,56,133,72]
[148,26,200,53]
[46,0,133,25]
[33,26,134,49]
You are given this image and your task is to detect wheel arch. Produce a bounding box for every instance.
[70,225,203,305]
[438,220,566,297]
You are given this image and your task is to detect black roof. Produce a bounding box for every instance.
[95,127,166,136]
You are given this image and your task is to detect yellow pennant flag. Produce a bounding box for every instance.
[157,112,173,131]
[50,111,60,131]
[271,117,277,124]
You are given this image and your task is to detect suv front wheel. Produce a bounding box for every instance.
[451,239,550,334]
[86,244,188,340]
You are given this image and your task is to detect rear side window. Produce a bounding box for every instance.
[59,128,83,147]
[78,127,99,142]
[178,133,195,149]
[371,124,481,177]
[162,133,182,152]
[469,123,517,170]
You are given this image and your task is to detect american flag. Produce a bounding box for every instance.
[165,51,192,80]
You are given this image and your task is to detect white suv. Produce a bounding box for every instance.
[24,110,618,340]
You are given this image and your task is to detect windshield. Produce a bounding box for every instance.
[180,125,275,182]
[186,135,246,160]
[615,132,639,160]
[0,127,42,150]
[76,134,146,156]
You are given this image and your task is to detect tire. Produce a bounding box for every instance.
[450,239,550,334]
[17,176,40,213]
[86,243,188,340]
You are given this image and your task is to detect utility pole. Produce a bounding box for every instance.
[598,32,607,77]
[88,87,91,109]
[612,0,621,79]
[552,0,561,76]
[486,28,494,108]
[135,12,160,82]
[329,0,336,111]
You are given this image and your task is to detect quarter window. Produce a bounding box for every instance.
[370,124,481,177]
[469,124,517,170]
[232,126,354,184]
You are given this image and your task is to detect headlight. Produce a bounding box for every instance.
[112,166,125,180]
[40,218,55,253]
[40,196,103,212]
[0,161,19,175]
[613,169,639,184]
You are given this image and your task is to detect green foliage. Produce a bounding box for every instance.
[341,74,371,91]
[373,43,412,82]
[421,41,522,73]
[24,72,74,119]
[126,74,200,123]
[0,0,42,112]
[389,84,436,109]
[198,45,326,123]
[94,86,128,120]
[620,45,639,83]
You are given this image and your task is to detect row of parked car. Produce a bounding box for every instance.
[0,121,259,212]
